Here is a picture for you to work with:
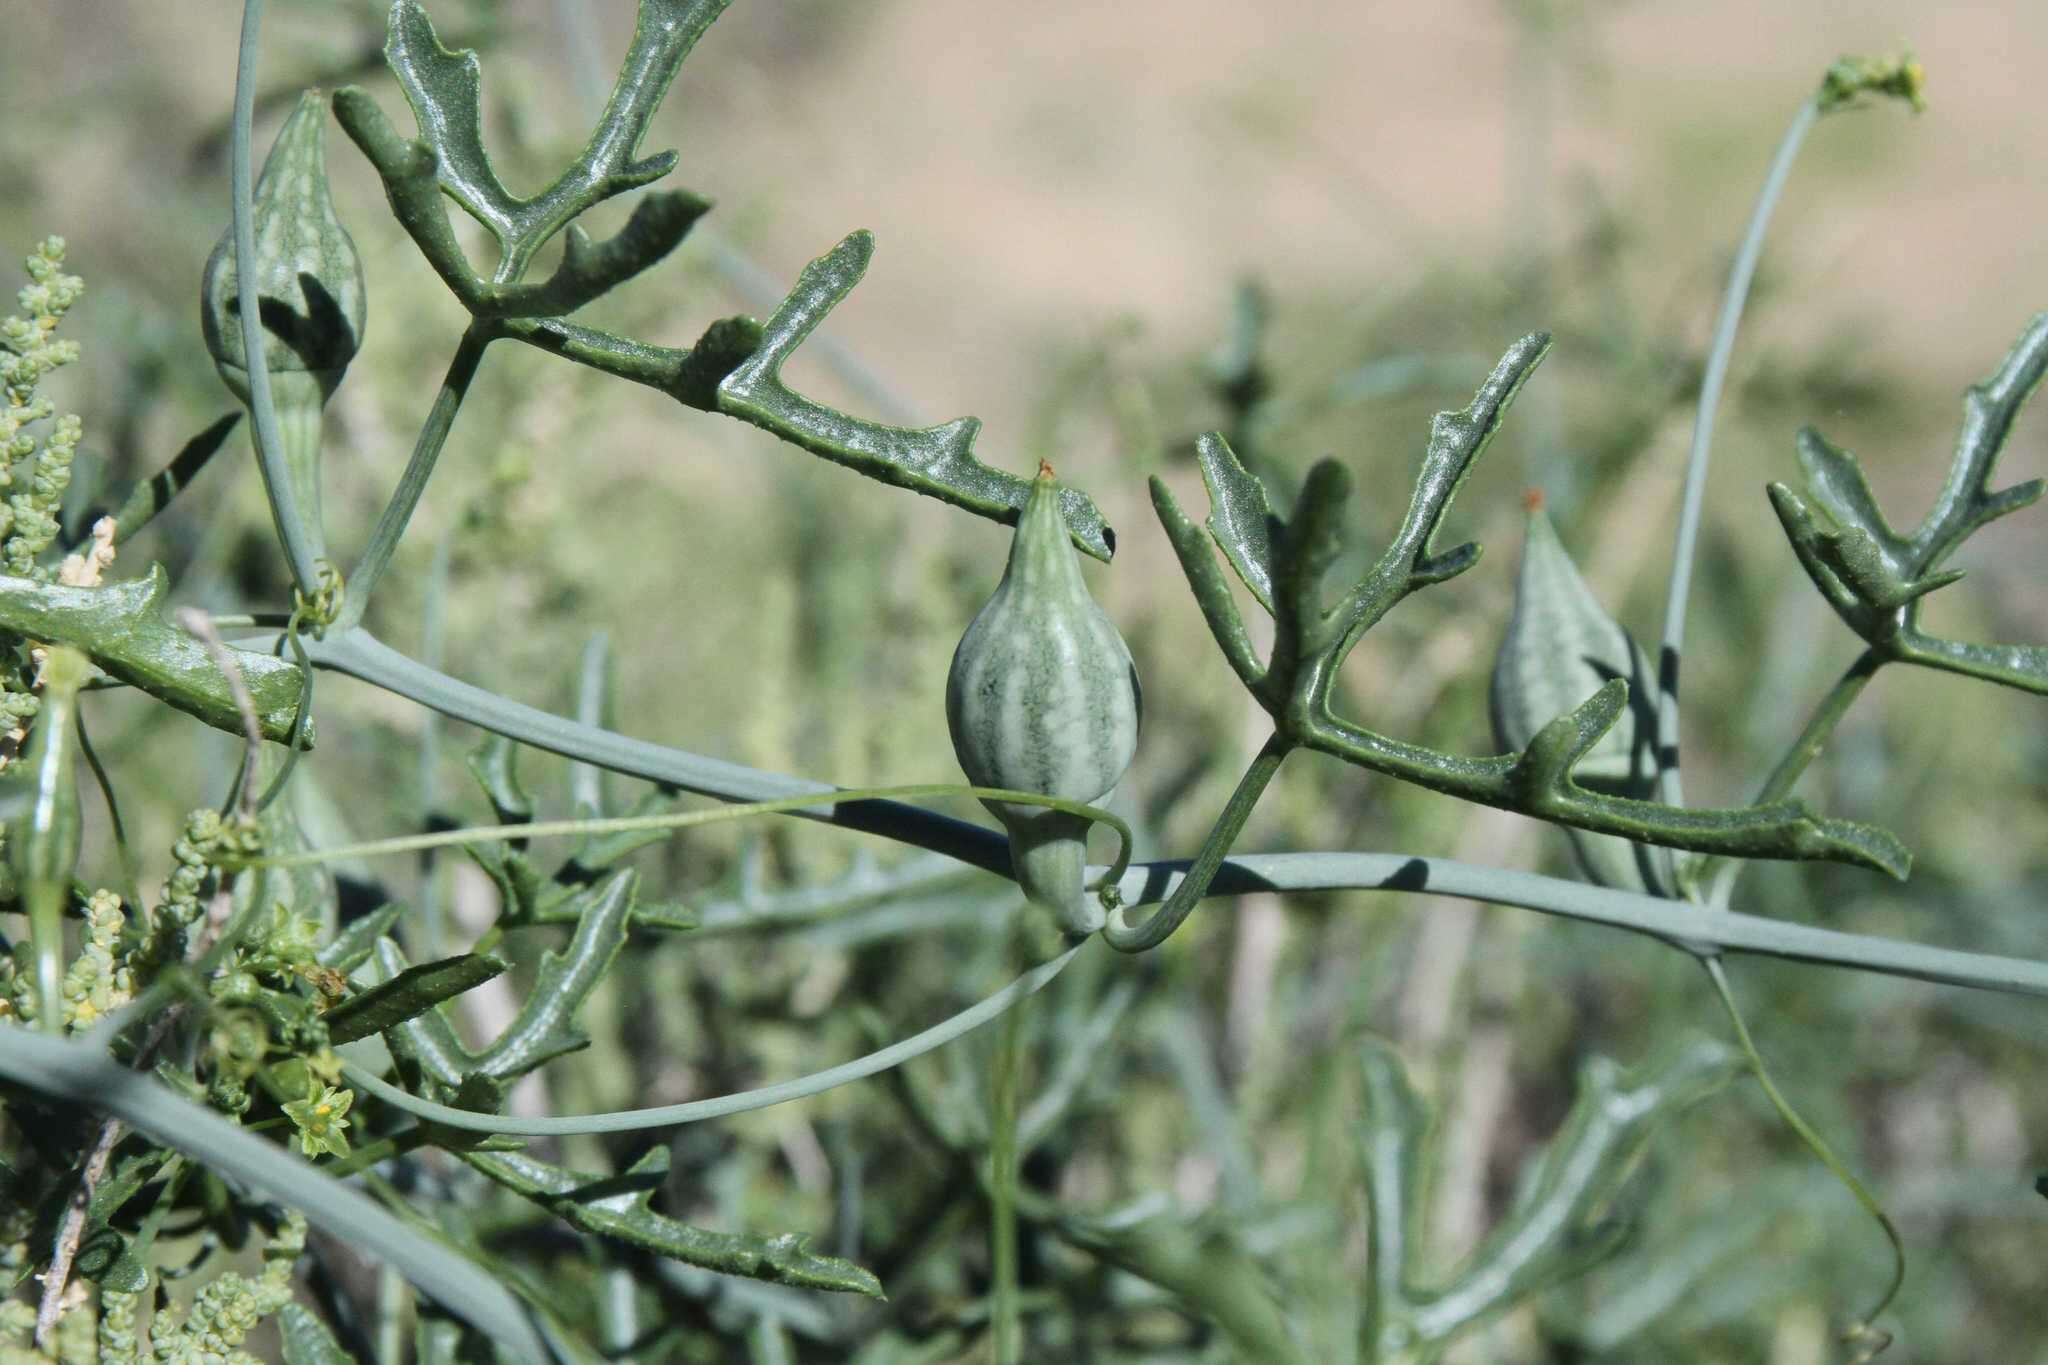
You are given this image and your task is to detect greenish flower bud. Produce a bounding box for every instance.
[947,464,1141,934]
[1490,494,1673,896]
[200,90,366,562]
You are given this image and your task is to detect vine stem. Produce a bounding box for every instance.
[303,626,1015,874]
[1702,648,1881,907]
[1102,733,1291,952]
[234,782,1132,887]
[990,1001,1024,1365]
[1655,94,1821,809]
[1103,853,2048,999]
[324,850,2048,1137]
[337,324,492,629]
[231,0,321,598]
[293,628,2048,998]
[340,942,1085,1136]
[1703,957,1903,1342]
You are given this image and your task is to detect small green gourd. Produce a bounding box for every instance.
[200,90,366,567]
[947,464,1141,934]
[1490,492,1673,896]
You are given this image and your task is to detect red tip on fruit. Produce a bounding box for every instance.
[1521,487,1546,513]
[1037,460,1057,482]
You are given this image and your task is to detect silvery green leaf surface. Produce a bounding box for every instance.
[472,868,636,1080]
[324,952,507,1046]
[384,0,515,235]
[1056,1210,1307,1363]
[1491,504,1658,786]
[279,1303,354,1365]
[1406,1037,1739,1343]
[0,565,307,744]
[466,731,532,825]
[372,936,477,1089]
[318,900,406,973]
[1491,503,1674,895]
[1360,1035,1738,1352]
[466,1145,884,1298]
[1776,314,2048,693]
[1196,431,1279,613]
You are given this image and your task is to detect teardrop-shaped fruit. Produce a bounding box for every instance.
[1490,493,1673,896]
[200,90,366,565]
[947,464,1140,933]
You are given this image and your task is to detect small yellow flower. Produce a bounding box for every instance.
[282,1080,354,1160]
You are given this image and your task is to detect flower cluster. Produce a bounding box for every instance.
[0,238,85,579]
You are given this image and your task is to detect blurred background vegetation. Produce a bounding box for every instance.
[3,0,2046,1359]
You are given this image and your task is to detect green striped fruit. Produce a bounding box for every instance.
[947,464,1140,933]
[1490,495,1673,896]
[201,90,366,567]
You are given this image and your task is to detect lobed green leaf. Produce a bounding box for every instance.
[324,952,507,1046]
[466,1145,885,1298]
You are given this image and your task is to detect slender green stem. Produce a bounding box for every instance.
[337,325,492,630]
[1703,649,1881,906]
[1704,957,1903,1342]
[989,1002,1024,1365]
[300,628,2048,998]
[318,1123,434,1181]
[340,941,1084,1136]
[376,1266,408,1365]
[1656,95,1822,808]
[303,626,1014,874]
[418,538,451,960]
[1103,734,1291,952]
[74,708,142,912]
[106,414,242,547]
[570,630,611,817]
[1103,852,2048,998]
[236,783,1131,881]
[27,885,63,1037]
[231,0,320,598]
[255,613,315,811]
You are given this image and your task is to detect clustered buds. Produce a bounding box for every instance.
[947,464,1141,933]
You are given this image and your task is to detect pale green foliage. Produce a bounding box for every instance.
[0,239,84,578]
[140,1213,304,1363]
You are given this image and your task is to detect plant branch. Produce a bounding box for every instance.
[1102,852,2048,999]
[1702,648,1880,906]
[1158,344,1910,882]
[232,0,322,598]
[302,625,1011,872]
[296,628,2046,996]
[1704,957,1902,1354]
[337,324,491,628]
[1103,734,1291,951]
[105,414,243,546]
[340,942,1086,1136]
[1655,94,1820,808]
[0,567,308,744]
